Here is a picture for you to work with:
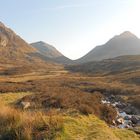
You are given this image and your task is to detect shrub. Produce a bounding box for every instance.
[19,88,117,124]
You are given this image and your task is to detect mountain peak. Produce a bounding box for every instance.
[0,21,5,27]
[34,41,46,44]
[32,41,54,48]
[119,31,137,38]
[76,31,140,63]
[31,41,73,64]
[31,41,63,58]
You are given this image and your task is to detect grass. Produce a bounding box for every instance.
[0,92,32,105]
[59,115,118,140]
[59,115,140,140]
[0,63,139,139]
[0,104,63,140]
[113,129,140,140]
[0,103,139,140]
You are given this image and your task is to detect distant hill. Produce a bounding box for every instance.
[31,41,62,58]
[76,31,140,63]
[31,41,73,64]
[67,55,140,74]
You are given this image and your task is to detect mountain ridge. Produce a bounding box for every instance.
[31,41,63,58]
[31,41,73,64]
[75,31,140,63]
[1,20,140,66]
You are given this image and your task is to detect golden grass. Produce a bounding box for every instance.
[113,129,140,140]
[0,103,139,140]
[0,104,63,140]
[0,69,68,83]
[57,115,140,140]
[0,65,139,139]
[0,92,32,105]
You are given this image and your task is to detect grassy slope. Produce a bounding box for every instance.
[0,93,139,140]
[59,115,139,140]
[0,65,139,139]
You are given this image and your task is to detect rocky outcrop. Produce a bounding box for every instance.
[20,101,31,109]
[0,35,8,47]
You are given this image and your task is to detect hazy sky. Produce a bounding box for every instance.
[0,0,140,59]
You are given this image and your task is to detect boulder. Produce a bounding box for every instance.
[123,106,138,115]
[116,117,124,125]
[131,116,140,124]
[112,120,116,125]
[135,121,140,127]
[0,35,8,47]
[116,103,126,109]
[124,115,131,120]
[20,101,31,109]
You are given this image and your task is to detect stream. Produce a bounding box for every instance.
[101,95,140,129]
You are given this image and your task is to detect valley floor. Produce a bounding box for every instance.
[0,66,140,140]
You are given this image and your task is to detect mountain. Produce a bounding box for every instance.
[31,41,62,58]
[0,22,37,64]
[0,21,60,75]
[76,31,140,63]
[31,41,73,64]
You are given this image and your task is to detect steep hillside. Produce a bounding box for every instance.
[76,31,140,63]
[0,22,62,75]
[0,22,36,64]
[31,41,73,64]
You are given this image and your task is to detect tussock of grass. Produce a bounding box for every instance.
[0,104,63,140]
[0,92,32,105]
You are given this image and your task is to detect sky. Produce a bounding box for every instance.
[0,0,140,59]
